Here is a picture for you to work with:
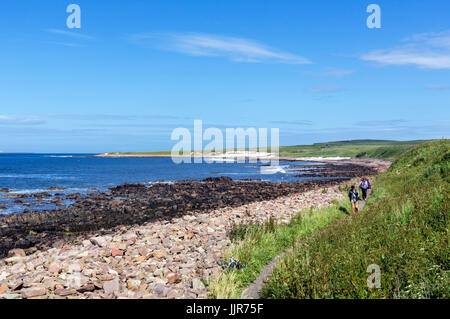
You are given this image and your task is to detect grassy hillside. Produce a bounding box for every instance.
[107,140,428,161]
[115,151,173,155]
[207,202,349,298]
[262,140,449,298]
[279,140,426,161]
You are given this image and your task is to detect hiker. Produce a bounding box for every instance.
[359,177,371,200]
[348,185,360,215]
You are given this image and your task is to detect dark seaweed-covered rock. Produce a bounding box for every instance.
[0,161,378,258]
[292,162,378,178]
[202,176,233,183]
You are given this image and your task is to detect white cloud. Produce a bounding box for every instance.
[361,30,450,69]
[44,114,184,121]
[45,29,94,40]
[307,85,342,93]
[356,120,407,127]
[0,115,44,125]
[426,84,450,90]
[130,32,311,65]
[303,67,355,77]
[271,120,313,126]
[43,41,83,48]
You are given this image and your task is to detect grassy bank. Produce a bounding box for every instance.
[262,140,449,298]
[279,139,426,161]
[207,198,351,298]
[103,140,427,161]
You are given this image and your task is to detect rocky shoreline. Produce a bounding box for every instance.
[0,183,347,299]
[0,159,389,299]
[0,177,343,258]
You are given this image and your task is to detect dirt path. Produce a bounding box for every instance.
[241,252,287,299]
[242,194,371,299]
[358,198,368,211]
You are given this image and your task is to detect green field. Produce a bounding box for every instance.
[116,151,174,155]
[279,139,427,161]
[207,139,449,299]
[109,139,428,161]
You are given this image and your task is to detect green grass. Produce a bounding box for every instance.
[106,139,428,161]
[279,140,426,161]
[207,200,351,298]
[110,151,174,155]
[261,140,449,299]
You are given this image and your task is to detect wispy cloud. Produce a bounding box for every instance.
[303,67,355,77]
[0,113,189,128]
[42,41,83,48]
[426,84,450,91]
[45,29,94,40]
[0,115,45,125]
[130,32,311,64]
[307,85,342,93]
[38,114,184,121]
[356,119,408,127]
[361,30,450,69]
[46,114,135,121]
[270,120,313,126]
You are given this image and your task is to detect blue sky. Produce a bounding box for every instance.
[0,0,449,153]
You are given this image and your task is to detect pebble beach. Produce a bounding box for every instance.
[0,159,390,299]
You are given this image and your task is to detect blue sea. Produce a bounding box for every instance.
[0,154,323,215]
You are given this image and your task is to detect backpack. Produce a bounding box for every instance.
[360,180,368,189]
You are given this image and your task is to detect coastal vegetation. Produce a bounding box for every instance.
[278,139,426,161]
[262,140,448,298]
[207,199,350,298]
[209,140,449,299]
[106,139,427,161]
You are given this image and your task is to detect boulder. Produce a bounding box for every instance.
[48,262,62,274]
[90,236,110,247]
[103,277,120,294]
[191,278,206,291]
[21,286,46,298]
[111,248,124,257]
[7,248,26,258]
[0,284,8,294]
[55,288,76,296]
[166,272,181,284]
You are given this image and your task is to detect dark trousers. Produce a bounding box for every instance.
[361,188,368,200]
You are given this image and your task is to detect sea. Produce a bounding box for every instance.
[0,153,327,215]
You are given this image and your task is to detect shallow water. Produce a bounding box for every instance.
[0,154,327,214]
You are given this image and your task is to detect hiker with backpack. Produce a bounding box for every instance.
[348,185,360,215]
[359,177,371,200]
